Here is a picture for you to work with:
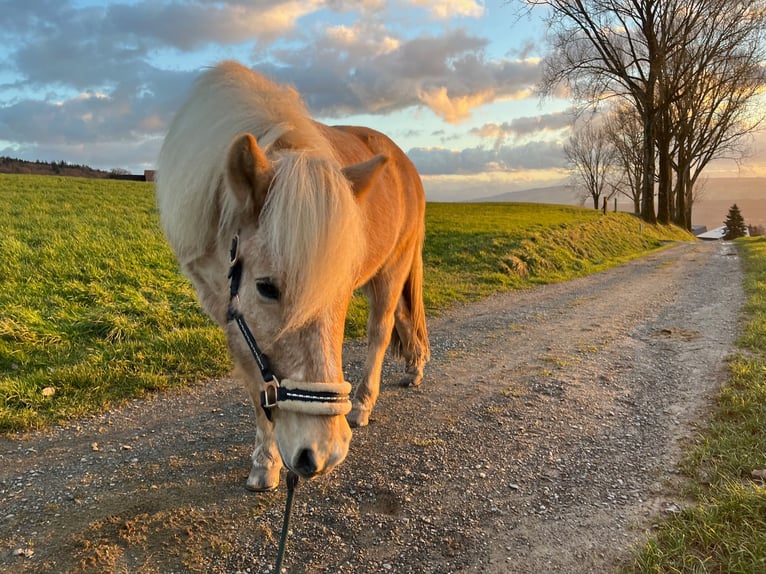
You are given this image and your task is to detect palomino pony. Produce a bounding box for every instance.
[156,61,429,491]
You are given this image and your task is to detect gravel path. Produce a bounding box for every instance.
[0,240,743,573]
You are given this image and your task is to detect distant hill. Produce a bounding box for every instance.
[475,177,766,231]
[475,185,579,205]
[0,157,111,179]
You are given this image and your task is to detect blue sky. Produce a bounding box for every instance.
[1,0,761,200]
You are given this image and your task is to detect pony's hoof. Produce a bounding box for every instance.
[398,372,423,387]
[347,405,371,427]
[245,464,280,492]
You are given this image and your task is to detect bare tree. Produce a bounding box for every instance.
[564,120,618,210]
[667,0,766,229]
[524,0,766,226]
[603,104,643,214]
[531,0,684,223]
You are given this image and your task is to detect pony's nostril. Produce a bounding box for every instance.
[295,448,318,478]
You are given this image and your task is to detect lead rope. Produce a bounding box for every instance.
[274,471,300,573]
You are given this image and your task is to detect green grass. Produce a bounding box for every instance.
[1,175,691,432]
[0,175,229,431]
[424,202,689,300]
[624,236,766,573]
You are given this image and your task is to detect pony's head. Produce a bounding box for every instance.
[222,133,385,479]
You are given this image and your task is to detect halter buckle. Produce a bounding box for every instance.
[262,379,280,409]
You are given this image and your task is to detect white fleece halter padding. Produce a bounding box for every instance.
[277,380,353,416]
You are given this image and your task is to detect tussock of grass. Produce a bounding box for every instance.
[507,211,689,282]
[1,176,690,431]
[625,236,766,573]
[632,479,766,573]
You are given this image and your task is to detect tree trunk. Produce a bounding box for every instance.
[674,175,686,228]
[674,163,692,230]
[685,173,696,231]
[656,110,672,225]
[641,110,657,223]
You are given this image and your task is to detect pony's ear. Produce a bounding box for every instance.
[342,154,388,201]
[225,133,273,212]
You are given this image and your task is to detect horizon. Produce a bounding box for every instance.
[2,154,762,231]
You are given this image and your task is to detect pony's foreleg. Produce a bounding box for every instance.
[238,366,282,491]
[348,281,398,427]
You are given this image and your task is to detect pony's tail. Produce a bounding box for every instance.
[391,233,430,364]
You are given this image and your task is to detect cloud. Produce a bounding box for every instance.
[324,23,401,55]
[471,110,573,147]
[420,170,571,201]
[408,139,567,176]
[106,1,324,51]
[266,27,541,120]
[0,67,195,145]
[0,0,542,172]
[418,87,496,123]
[410,0,484,19]
[7,1,328,90]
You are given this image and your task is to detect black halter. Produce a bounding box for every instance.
[225,235,352,421]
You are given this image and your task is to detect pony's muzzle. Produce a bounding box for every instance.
[275,411,352,480]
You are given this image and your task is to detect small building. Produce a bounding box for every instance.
[144,170,156,182]
[696,226,750,240]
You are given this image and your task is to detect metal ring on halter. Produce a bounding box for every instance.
[262,379,280,408]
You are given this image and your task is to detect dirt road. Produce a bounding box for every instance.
[0,240,743,573]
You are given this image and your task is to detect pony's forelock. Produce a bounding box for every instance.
[261,151,365,330]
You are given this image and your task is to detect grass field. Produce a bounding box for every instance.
[624,236,766,573]
[0,175,229,431]
[0,174,691,432]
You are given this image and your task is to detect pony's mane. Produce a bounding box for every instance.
[259,151,365,330]
[157,61,365,329]
[157,61,334,263]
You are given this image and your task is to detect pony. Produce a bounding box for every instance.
[155,61,429,491]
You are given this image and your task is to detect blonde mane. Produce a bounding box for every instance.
[157,61,335,262]
[260,151,365,329]
[157,61,364,329]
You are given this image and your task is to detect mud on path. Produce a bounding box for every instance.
[1,241,743,573]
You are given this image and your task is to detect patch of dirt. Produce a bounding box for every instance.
[0,241,744,573]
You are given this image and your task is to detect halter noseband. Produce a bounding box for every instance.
[226,235,352,421]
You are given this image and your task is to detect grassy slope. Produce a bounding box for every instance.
[0,175,691,432]
[624,237,766,573]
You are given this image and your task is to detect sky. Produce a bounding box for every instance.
[2,0,765,201]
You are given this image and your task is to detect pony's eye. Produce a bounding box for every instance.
[255,279,281,301]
